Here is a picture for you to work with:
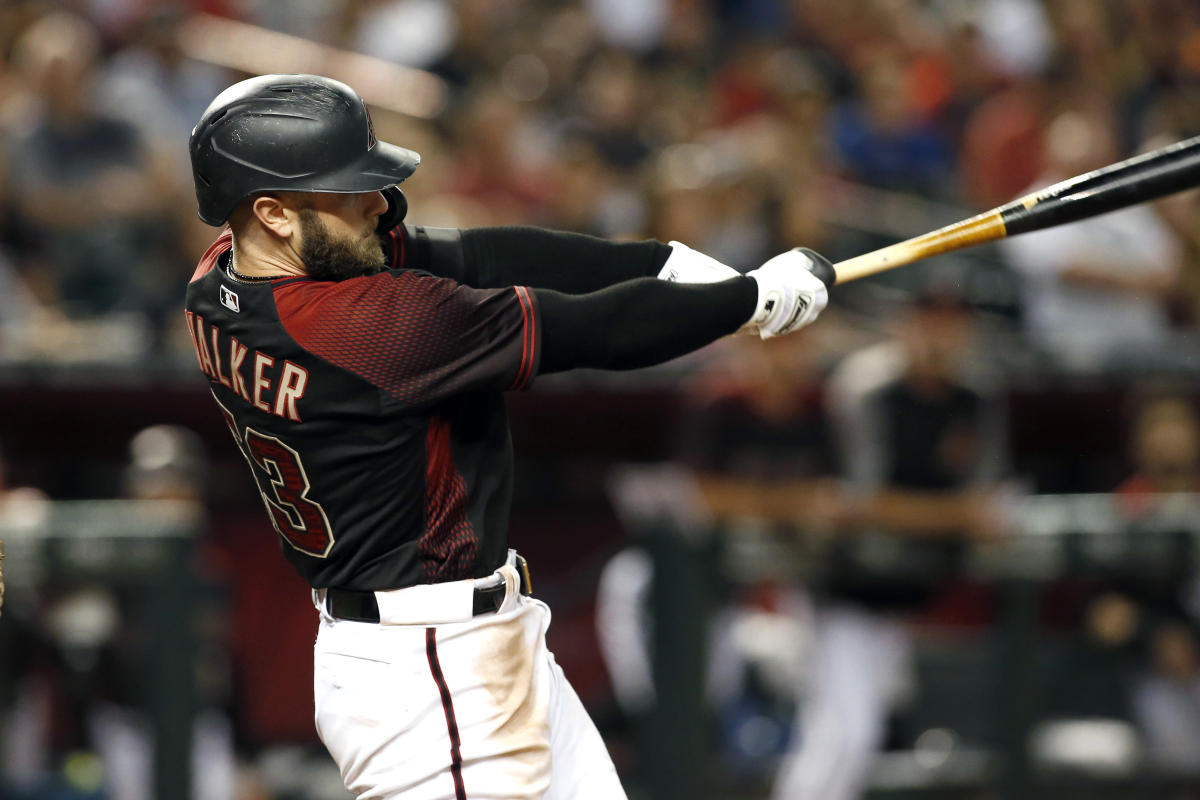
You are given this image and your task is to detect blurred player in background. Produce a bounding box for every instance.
[1105,396,1200,770]
[596,330,835,785]
[0,426,230,800]
[675,331,838,774]
[1000,100,1181,369]
[773,288,1009,800]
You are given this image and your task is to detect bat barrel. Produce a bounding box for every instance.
[1021,133,1200,206]
[1002,147,1200,235]
[832,134,1200,285]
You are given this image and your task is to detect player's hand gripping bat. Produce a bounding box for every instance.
[831,134,1200,285]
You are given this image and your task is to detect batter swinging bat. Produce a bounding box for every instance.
[832,133,1200,285]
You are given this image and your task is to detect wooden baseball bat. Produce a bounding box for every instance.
[832,134,1200,285]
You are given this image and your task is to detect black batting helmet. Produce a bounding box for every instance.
[189,74,420,226]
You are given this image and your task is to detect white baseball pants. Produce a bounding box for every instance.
[771,605,911,800]
[312,557,626,800]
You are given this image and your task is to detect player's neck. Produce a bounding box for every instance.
[230,237,308,279]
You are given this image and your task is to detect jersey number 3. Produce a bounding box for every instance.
[215,396,334,558]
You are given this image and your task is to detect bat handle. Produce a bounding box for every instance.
[832,210,1009,284]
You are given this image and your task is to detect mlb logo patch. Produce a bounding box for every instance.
[220,285,240,313]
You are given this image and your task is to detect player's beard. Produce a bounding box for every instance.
[298,209,387,281]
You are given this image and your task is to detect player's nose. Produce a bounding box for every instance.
[365,190,388,220]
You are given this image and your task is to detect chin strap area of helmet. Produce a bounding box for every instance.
[376,186,409,233]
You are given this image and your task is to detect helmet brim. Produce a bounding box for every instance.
[206,140,421,224]
[304,140,422,195]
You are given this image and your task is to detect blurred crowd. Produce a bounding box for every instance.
[0,0,1196,367]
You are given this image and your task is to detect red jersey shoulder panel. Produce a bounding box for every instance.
[192,229,233,283]
[273,270,538,406]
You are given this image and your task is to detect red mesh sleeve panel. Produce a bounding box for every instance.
[191,228,233,283]
[274,271,540,406]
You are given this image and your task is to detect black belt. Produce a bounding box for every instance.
[325,555,532,624]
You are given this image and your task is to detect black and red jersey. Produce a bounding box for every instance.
[184,227,540,591]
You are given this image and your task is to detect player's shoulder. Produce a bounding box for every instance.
[191,228,233,284]
[274,267,451,301]
[272,268,459,332]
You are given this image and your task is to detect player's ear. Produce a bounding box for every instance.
[250,194,294,239]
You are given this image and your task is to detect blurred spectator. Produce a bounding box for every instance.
[0,247,42,358]
[423,0,526,90]
[6,11,178,339]
[958,77,1048,208]
[543,132,646,238]
[1048,0,1127,98]
[1133,620,1200,772]
[122,423,209,503]
[576,50,653,171]
[442,84,554,224]
[1150,177,1200,329]
[585,0,668,53]
[772,288,1009,800]
[96,7,229,167]
[0,440,45,511]
[972,0,1054,80]
[827,53,955,198]
[1101,396,1200,771]
[1000,101,1182,369]
[345,0,457,69]
[0,0,1191,367]
[1115,395,1200,511]
[0,0,1190,369]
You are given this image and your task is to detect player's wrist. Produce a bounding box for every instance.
[657,241,742,284]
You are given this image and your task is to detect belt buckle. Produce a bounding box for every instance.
[515,554,532,595]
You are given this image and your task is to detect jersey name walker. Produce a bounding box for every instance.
[184,228,540,591]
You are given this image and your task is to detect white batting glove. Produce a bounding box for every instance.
[657,241,742,283]
[741,247,832,338]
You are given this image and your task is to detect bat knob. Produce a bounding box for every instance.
[793,247,836,288]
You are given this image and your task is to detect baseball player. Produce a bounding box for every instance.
[184,74,830,800]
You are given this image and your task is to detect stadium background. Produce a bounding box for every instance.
[1,0,1200,798]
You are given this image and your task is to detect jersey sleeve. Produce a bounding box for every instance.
[274,270,539,408]
[380,224,407,270]
[380,224,476,284]
[379,223,672,292]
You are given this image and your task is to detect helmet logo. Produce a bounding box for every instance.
[364,101,376,149]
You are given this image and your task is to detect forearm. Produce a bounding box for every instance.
[851,489,981,536]
[1061,263,1176,298]
[536,277,756,373]
[696,475,832,522]
[409,225,672,291]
